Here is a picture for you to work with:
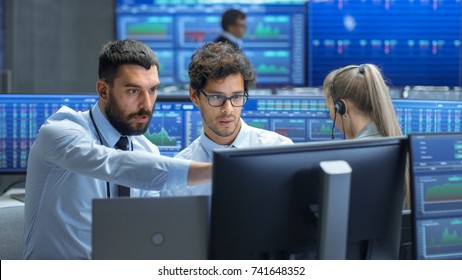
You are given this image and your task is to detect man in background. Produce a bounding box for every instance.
[214,9,247,50]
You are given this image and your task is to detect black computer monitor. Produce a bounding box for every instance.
[210,137,408,259]
[409,132,462,260]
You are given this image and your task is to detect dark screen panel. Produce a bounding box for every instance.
[409,133,462,260]
[0,0,3,70]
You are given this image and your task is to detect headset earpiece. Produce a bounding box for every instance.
[335,99,346,115]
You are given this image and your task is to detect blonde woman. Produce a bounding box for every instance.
[323,63,410,209]
[323,63,402,139]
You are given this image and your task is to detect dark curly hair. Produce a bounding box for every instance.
[98,39,159,84]
[188,42,256,91]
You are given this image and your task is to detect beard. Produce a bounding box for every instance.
[105,93,153,136]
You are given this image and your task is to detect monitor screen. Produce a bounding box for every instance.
[115,0,306,87]
[2,93,460,173]
[242,94,343,142]
[149,95,201,157]
[307,0,462,87]
[393,99,462,135]
[210,137,407,259]
[243,94,462,142]
[0,94,97,173]
[409,132,462,260]
[0,94,199,173]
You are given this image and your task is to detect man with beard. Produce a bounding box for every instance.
[23,39,211,259]
[161,42,293,197]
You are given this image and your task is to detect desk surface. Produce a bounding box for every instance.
[0,188,25,208]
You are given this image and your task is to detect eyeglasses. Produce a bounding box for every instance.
[198,89,249,107]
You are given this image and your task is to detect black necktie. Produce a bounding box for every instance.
[115,136,130,197]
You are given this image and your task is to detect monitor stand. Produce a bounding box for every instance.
[318,160,352,260]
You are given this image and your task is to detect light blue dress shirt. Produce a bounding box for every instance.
[160,119,293,196]
[24,104,191,259]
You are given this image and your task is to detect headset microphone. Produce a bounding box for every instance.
[331,112,337,140]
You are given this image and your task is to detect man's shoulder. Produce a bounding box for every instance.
[214,36,239,49]
[47,106,85,122]
[133,135,160,153]
[38,106,90,139]
[214,35,227,43]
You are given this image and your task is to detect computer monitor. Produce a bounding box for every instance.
[210,136,408,259]
[0,94,97,174]
[409,132,462,260]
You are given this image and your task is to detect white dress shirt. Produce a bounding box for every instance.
[160,119,293,196]
[24,104,191,259]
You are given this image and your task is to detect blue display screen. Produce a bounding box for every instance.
[115,1,306,87]
[308,0,462,87]
[410,133,462,260]
[1,93,461,173]
[116,1,462,88]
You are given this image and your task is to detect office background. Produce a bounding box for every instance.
[0,0,461,260]
[1,0,461,171]
[1,0,461,93]
[1,0,114,93]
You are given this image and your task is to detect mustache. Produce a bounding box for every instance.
[128,109,153,119]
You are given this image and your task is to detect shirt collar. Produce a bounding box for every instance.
[91,104,132,148]
[198,131,228,161]
[222,31,243,48]
[355,122,382,139]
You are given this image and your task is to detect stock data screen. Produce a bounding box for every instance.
[0,94,203,173]
[307,0,462,87]
[115,0,306,87]
[409,133,462,260]
[242,96,343,141]
[149,99,202,157]
[2,93,461,173]
[0,94,97,173]
[394,99,462,134]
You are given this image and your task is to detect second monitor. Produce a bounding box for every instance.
[209,137,408,259]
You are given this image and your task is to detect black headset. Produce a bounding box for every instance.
[330,64,366,139]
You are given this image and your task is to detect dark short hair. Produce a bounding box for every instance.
[221,9,246,31]
[188,42,256,91]
[98,39,159,84]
